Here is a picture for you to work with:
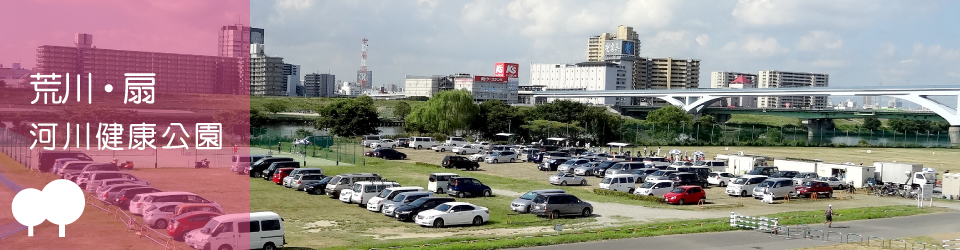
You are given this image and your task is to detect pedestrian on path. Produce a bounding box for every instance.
[825,204,834,227]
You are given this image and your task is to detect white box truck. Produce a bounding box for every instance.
[874,162,935,189]
[773,158,818,173]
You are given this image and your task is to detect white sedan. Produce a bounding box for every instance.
[415,202,489,228]
[633,180,675,197]
[484,151,518,163]
[549,173,587,186]
[707,172,735,187]
[370,139,397,149]
[468,152,490,162]
[432,143,455,152]
[453,145,483,155]
[339,189,355,203]
[817,176,846,189]
[143,203,182,229]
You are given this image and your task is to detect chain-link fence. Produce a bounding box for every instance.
[251,128,364,165]
[0,126,34,169]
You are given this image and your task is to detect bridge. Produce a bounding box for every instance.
[533,85,960,145]
[615,106,946,122]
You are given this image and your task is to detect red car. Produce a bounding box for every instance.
[166,211,220,241]
[272,167,297,185]
[663,186,706,205]
[795,181,833,198]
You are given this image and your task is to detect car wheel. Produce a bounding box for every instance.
[441,148,445,152]
[433,218,445,228]
[827,192,833,198]
[437,188,444,194]
[551,210,560,219]
[838,185,845,190]
[580,180,587,186]
[699,198,706,204]
[154,219,167,229]
[263,243,277,250]
[218,245,233,250]
[178,231,187,241]
[493,159,498,163]
[678,199,685,205]
[391,145,396,149]
[560,181,567,186]
[582,207,592,217]
[627,188,634,194]
[472,216,483,226]
[510,158,515,163]
[458,192,466,198]
[740,191,747,197]
[417,145,422,150]
[483,190,492,197]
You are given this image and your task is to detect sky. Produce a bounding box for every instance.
[251,0,960,95]
[0,0,248,68]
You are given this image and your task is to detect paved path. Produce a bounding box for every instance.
[0,165,27,239]
[524,212,960,250]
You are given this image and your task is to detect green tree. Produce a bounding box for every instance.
[394,102,411,119]
[862,118,882,130]
[888,119,931,132]
[405,89,478,135]
[262,99,287,114]
[315,95,380,137]
[645,105,692,126]
[521,120,584,142]
[693,115,716,127]
[405,96,429,101]
[0,79,6,88]
[529,100,588,123]
[250,108,268,129]
[295,128,312,138]
[474,100,523,139]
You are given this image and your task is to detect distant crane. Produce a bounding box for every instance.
[359,38,369,90]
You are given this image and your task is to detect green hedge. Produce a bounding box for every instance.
[415,162,443,168]
[592,189,665,203]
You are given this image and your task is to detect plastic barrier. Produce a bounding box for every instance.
[730,212,779,232]
[846,233,863,244]
[868,236,885,247]
[943,238,960,250]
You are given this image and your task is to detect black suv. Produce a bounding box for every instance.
[442,156,479,170]
[376,149,407,160]
[538,158,564,171]
[262,161,301,180]
[393,197,457,221]
[671,172,707,188]
[250,157,295,177]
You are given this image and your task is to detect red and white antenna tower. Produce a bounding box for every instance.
[359,38,369,89]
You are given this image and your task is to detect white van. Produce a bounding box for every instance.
[139,192,221,216]
[409,137,440,150]
[324,173,383,198]
[362,135,382,147]
[366,186,424,212]
[187,212,285,250]
[428,173,459,194]
[446,137,470,147]
[599,174,637,193]
[78,171,149,192]
[752,178,796,199]
[348,181,402,205]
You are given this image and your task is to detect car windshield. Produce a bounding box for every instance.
[328,177,341,185]
[434,204,452,211]
[408,198,430,207]
[198,219,219,235]
[392,194,409,202]
[376,189,391,198]
[758,181,773,188]
[709,173,718,177]
[652,170,669,176]
[640,182,656,188]
[519,191,539,200]
[732,178,748,185]
[564,159,581,165]
[554,172,567,177]
[669,187,685,193]
[600,178,612,184]
[802,181,816,187]
[597,161,616,168]
[608,164,624,170]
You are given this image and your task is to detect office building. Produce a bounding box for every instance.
[587,25,640,62]
[339,81,362,96]
[36,33,243,95]
[453,76,519,104]
[283,64,300,96]
[709,72,758,108]
[756,71,829,109]
[404,75,442,98]
[250,44,286,96]
[219,25,251,58]
[529,61,631,106]
[0,63,33,88]
[250,28,265,45]
[303,73,336,97]
[635,57,700,90]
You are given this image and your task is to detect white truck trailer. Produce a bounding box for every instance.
[874,162,936,189]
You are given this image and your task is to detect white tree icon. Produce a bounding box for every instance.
[43,179,85,237]
[11,188,45,236]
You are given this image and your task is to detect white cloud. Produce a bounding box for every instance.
[811,59,848,68]
[276,0,312,11]
[743,36,787,55]
[797,31,843,51]
[730,0,929,28]
[695,34,709,46]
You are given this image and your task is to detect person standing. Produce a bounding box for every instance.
[825,204,834,227]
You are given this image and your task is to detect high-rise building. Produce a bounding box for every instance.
[283,64,300,96]
[389,83,399,93]
[530,61,632,106]
[587,25,640,62]
[303,73,335,97]
[635,57,700,90]
[250,44,286,96]
[219,25,251,58]
[37,33,243,95]
[710,71,757,89]
[250,28,265,45]
[756,70,829,109]
[357,70,372,90]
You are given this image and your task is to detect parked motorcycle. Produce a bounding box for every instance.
[194,158,210,169]
[112,158,135,170]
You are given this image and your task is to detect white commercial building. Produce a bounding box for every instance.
[404,75,442,98]
[453,76,518,104]
[339,81,362,96]
[530,61,631,106]
[757,71,829,109]
[711,72,758,108]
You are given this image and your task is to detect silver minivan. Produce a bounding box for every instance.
[324,173,383,198]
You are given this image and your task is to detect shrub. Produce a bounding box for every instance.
[592,189,665,203]
[415,162,442,168]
